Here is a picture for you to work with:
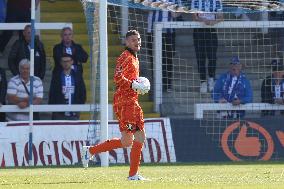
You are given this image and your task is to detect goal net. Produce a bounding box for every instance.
[80,0,284,162]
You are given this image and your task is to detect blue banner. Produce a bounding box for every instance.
[171,117,284,162]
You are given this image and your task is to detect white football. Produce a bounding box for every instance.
[137,77,151,94]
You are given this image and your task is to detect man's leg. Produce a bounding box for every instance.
[193,29,207,82]
[206,30,218,92]
[207,30,218,80]
[89,138,123,155]
[81,131,132,168]
[89,130,135,155]
[129,129,145,177]
[194,29,207,93]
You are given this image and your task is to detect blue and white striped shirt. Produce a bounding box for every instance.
[147,0,182,33]
[191,0,223,20]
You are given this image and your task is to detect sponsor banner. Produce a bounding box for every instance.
[220,119,284,161]
[171,118,284,162]
[0,118,176,167]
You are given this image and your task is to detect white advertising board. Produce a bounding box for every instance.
[0,118,176,167]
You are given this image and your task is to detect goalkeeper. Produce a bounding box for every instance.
[81,30,149,181]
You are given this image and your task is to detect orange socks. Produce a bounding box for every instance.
[89,139,143,177]
[89,138,122,155]
[129,141,144,177]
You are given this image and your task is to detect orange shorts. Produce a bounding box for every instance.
[114,103,144,133]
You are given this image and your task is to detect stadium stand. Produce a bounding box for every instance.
[41,0,159,119]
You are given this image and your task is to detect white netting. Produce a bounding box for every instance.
[80,0,284,161]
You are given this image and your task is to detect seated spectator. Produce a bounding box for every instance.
[48,54,86,120]
[261,59,284,116]
[6,59,43,121]
[53,27,88,73]
[8,24,46,80]
[0,67,7,121]
[212,56,253,118]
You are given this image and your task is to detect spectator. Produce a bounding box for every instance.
[0,67,7,121]
[0,0,40,54]
[147,0,182,92]
[8,24,46,80]
[53,27,88,73]
[261,59,284,116]
[270,11,284,64]
[212,56,253,118]
[191,0,223,93]
[48,54,86,120]
[6,59,43,121]
[0,0,6,23]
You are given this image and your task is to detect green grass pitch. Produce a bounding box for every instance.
[1,162,284,189]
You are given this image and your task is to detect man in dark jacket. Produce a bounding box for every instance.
[261,59,284,116]
[48,54,86,120]
[0,0,40,53]
[53,27,88,73]
[8,24,46,80]
[0,67,7,121]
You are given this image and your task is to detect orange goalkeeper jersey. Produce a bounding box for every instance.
[113,49,144,132]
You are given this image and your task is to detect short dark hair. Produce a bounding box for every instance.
[271,59,284,72]
[125,30,140,38]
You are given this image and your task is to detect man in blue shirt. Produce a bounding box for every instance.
[212,56,253,118]
[191,0,223,93]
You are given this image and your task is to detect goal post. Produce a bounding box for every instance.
[99,0,109,167]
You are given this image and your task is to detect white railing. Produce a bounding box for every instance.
[0,104,114,119]
[194,103,284,119]
[0,23,72,30]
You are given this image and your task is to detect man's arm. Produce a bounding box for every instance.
[114,55,133,90]
[34,78,44,105]
[76,72,87,104]
[7,94,29,109]
[241,79,253,104]
[53,44,62,70]
[261,77,273,103]
[38,40,46,80]
[212,76,225,102]
[33,97,42,105]
[48,75,56,104]
[74,44,89,64]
